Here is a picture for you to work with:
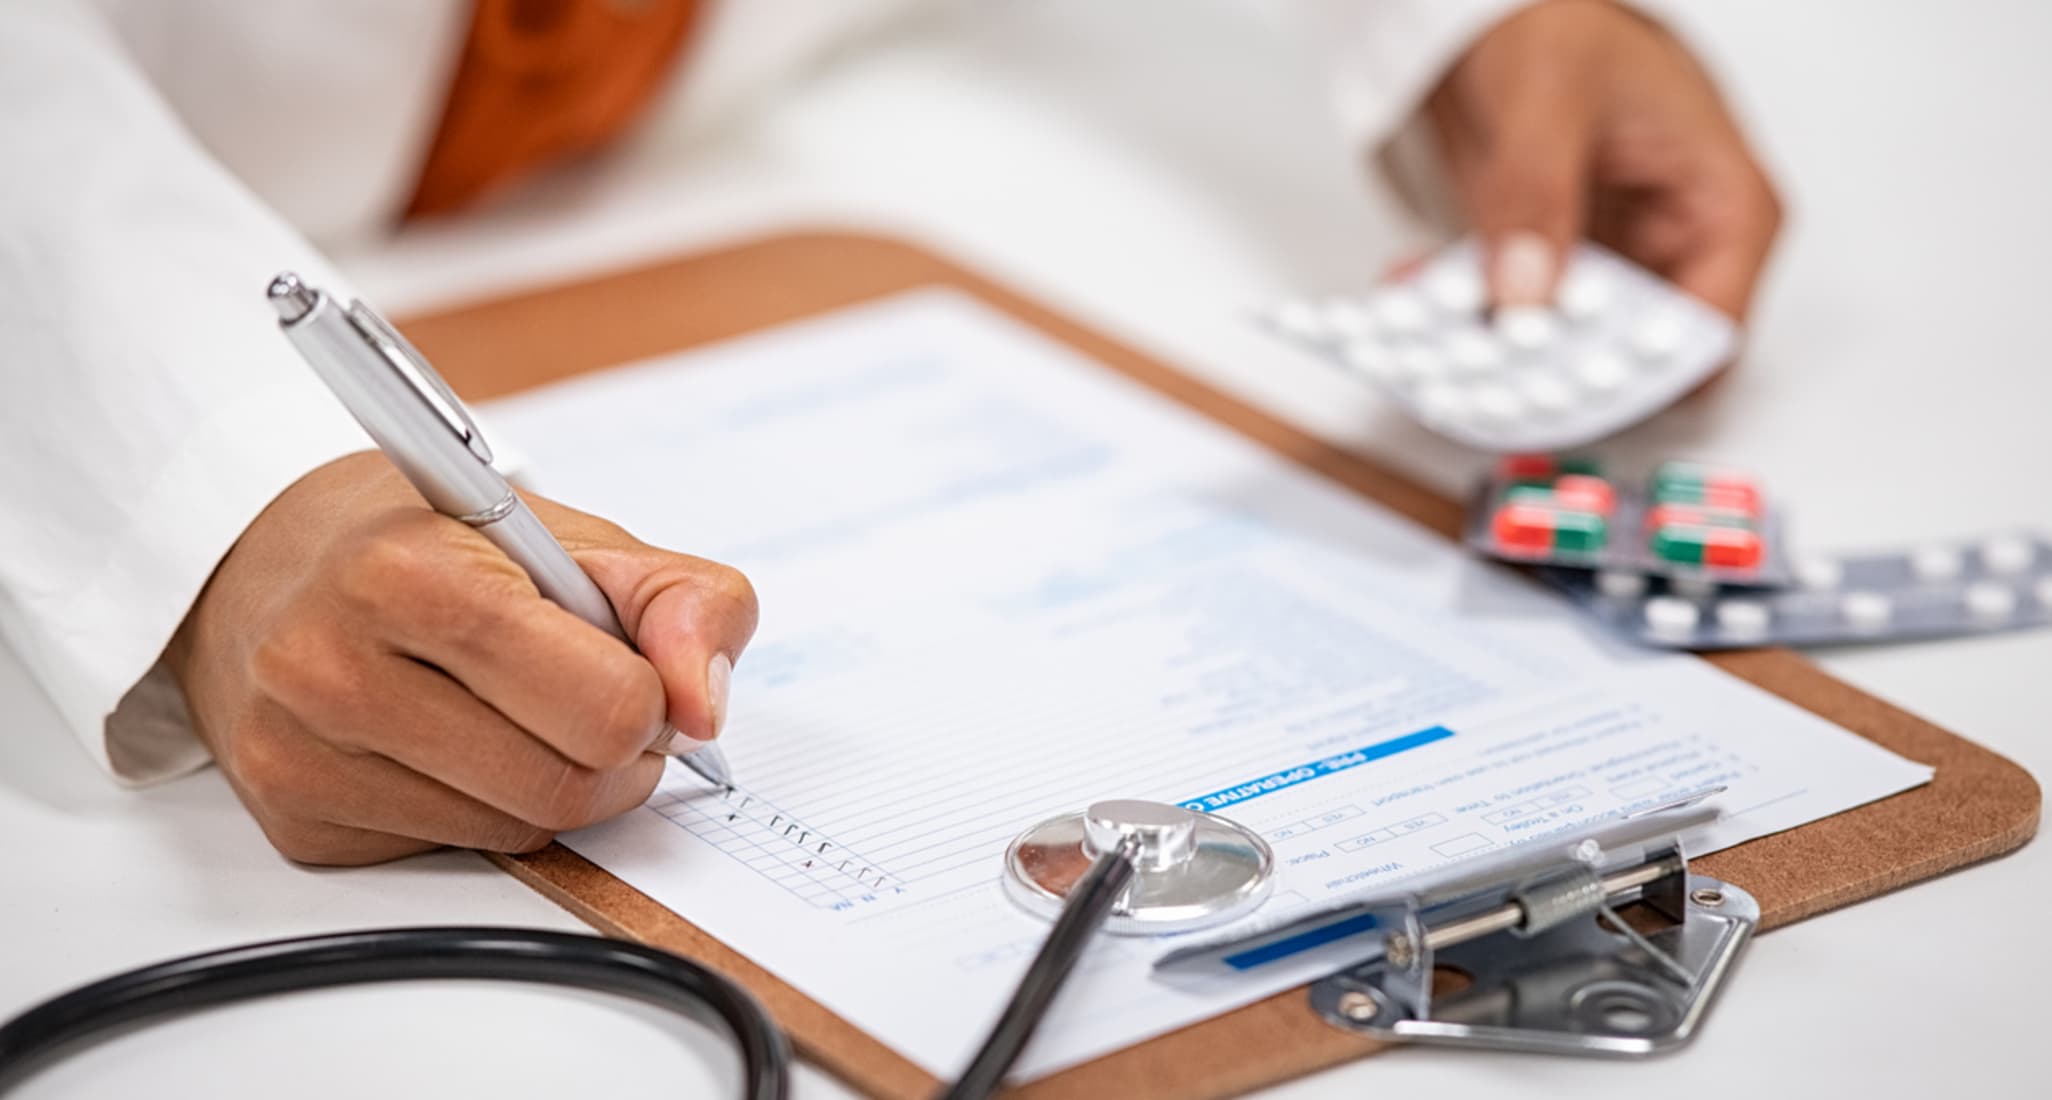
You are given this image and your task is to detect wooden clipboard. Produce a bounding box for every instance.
[399,231,2040,1100]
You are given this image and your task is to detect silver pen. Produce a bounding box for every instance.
[265,272,733,789]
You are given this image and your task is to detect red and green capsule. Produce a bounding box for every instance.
[1493,503,1607,555]
[1649,521,1763,568]
[1649,461,1763,515]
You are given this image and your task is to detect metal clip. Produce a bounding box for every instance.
[1306,839,1755,1057]
[345,302,494,465]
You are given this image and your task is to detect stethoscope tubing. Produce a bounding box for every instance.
[0,926,790,1100]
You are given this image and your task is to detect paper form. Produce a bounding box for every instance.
[484,290,1932,1080]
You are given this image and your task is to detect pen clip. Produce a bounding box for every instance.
[345,301,495,465]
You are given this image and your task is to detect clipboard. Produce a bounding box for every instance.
[398,231,2040,1100]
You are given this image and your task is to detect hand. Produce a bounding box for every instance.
[1427,0,1783,318]
[167,451,759,865]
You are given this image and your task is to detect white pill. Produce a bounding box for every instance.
[1715,599,1772,640]
[1494,305,1560,352]
[1393,344,1446,386]
[1424,266,1486,315]
[1629,309,1687,362]
[1557,269,1614,322]
[1841,591,1894,632]
[1340,338,1396,383]
[1597,569,1647,599]
[1645,596,1701,639]
[1272,300,1326,341]
[1444,329,1507,375]
[1319,298,1376,340]
[1964,581,2018,623]
[1518,371,1577,416]
[2036,575,2052,608]
[1797,556,1844,590]
[1670,575,1719,601]
[1374,289,1432,337]
[1414,382,1471,426]
[1574,351,1631,395]
[1469,383,1527,426]
[1911,545,1964,582]
[1981,534,2037,575]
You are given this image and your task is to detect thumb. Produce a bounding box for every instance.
[1468,87,1598,307]
[538,502,761,748]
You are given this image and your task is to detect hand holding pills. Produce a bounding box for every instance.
[1267,240,1738,451]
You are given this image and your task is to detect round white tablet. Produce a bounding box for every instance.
[1911,545,1964,583]
[1423,266,1485,315]
[1518,371,1577,417]
[1981,534,2037,576]
[1964,581,2018,623]
[1596,570,1647,599]
[1714,599,1772,640]
[1669,575,1719,601]
[1319,298,1376,340]
[1374,289,1432,337]
[1340,338,1396,383]
[1574,351,1631,395]
[1414,382,1471,426]
[1557,268,1614,322]
[1469,383,1527,426]
[1645,596,1701,640]
[1841,591,1893,633]
[1272,300,1326,341]
[1629,309,1687,362]
[1392,344,1446,386]
[1444,329,1506,376]
[1797,556,1844,590]
[1494,306,1560,352]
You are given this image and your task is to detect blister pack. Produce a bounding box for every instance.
[1464,456,1789,586]
[1264,238,1738,451]
[1541,532,2052,650]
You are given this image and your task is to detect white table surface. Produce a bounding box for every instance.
[7,2,2048,1097]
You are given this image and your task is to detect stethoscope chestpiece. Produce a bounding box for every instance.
[1003,800,1274,935]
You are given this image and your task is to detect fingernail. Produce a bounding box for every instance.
[1491,231,1558,306]
[705,652,732,740]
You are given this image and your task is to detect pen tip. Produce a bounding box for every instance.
[267,272,316,323]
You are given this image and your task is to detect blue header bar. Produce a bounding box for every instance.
[1179,726,1455,813]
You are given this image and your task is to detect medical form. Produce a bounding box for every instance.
[484,290,1931,1080]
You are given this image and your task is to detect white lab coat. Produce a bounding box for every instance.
[0,0,1525,783]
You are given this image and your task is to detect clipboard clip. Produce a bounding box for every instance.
[1308,812,1755,1056]
[1156,794,1757,1057]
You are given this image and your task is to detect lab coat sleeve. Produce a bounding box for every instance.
[1239,0,1528,231]
[0,1,372,783]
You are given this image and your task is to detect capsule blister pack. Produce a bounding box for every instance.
[1541,532,2052,650]
[1465,456,1789,586]
[1264,238,1738,451]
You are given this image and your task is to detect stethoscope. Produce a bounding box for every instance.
[0,801,1271,1100]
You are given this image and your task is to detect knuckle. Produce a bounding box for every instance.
[525,762,611,832]
[227,725,316,818]
[335,512,446,611]
[703,563,760,623]
[259,818,354,865]
[248,620,360,720]
[487,824,557,855]
[581,659,665,767]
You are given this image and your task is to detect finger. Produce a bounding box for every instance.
[581,543,758,747]
[258,819,439,867]
[1665,174,1783,321]
[220,715,575,862]
[307,652,669,825]
[532,503,761,748]
[1461,86,1600,306]
[334,509,673,769]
